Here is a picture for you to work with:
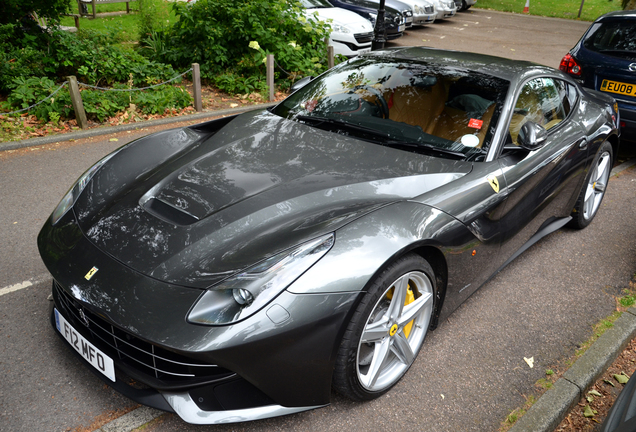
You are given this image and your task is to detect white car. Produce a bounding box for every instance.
[301,0,374,57]
[399,0,436,25]
[431,0,456,19]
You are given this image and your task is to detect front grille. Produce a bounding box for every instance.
[54,282,231,382]
[425,5,434,13]
[354,32,374,44]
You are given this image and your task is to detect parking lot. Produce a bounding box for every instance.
[1,9,635,432]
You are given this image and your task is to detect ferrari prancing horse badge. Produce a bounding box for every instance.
[85,266,99,280]
[487,175,500,193]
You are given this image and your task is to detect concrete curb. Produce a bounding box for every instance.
[0,103,276,152]
[508,308,636,432]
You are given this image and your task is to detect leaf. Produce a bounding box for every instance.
[583,405,595,418]
[109,138,119,142]
[586,395,594,403]
[614,373,629,384]
[588,390,602,397]
[604,379,615,387]
[524,357,534,368]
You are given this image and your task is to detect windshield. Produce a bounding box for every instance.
[273,57,509,160]
[583,20,636,58]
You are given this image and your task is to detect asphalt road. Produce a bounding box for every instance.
[1,9,635,432]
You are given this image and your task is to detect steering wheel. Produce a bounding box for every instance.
[349,85,390,119]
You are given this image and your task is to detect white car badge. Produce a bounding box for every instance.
[629,63,636,72]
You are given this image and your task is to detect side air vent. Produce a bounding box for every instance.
[143,197,199,226]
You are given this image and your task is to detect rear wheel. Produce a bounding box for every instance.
[333,254,435,401]
[569,141,613,229]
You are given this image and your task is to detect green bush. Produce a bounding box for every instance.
[4,75,193,123]
[6,76,72,122]
[159,0,332,93]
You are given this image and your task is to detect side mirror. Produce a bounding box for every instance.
[518,121,548,151]
[290,76,314,93]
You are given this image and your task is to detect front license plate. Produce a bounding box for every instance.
[358,48,371,54]
[600,79,636,97]
[54,308,116,382]
[398,24,406,32]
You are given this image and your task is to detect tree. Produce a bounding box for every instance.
[0,0,70,25]
[623,0,636,10]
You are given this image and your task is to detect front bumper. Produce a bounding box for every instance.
[40,212,360,423]
[330,31,373,57]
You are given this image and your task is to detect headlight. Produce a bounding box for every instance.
[331,23,352,34]
[50,151,119,225]
[187,233,335,325]
[367,12,377,24]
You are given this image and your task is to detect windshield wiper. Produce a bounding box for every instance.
[295,115,388,136]
[384,141,467,159]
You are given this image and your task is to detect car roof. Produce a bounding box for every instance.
[362,46,554,82]
[595,9,636,21]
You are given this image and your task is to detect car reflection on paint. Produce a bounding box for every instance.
[39,47,619,425]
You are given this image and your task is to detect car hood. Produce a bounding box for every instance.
[75,110,471,288]
[305,7,374,32]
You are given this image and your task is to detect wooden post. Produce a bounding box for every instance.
[266,54,275,102]
[192,63,202,112]
[327,46,335,69]
[67,76,88,129]
[577,0,584,18]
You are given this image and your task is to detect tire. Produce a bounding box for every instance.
[569,140,613,229]
[333,254,436,401]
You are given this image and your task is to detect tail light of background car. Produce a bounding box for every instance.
[559,53,582,76]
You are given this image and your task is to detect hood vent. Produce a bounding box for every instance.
[143,197,199,226]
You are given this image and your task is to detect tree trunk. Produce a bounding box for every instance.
[625,0,636,10]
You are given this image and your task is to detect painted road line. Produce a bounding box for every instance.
[0,275,50,297]
[94,406,165,432]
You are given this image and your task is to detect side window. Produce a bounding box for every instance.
[508,77,568,145]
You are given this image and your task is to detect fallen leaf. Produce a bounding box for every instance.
[588,390,602,397]
[614,373,629,384]
[586,395,594,403]
[109,138,118,142]
[524,357,534,368]
[441,394,444,400]
[583,405,594,418]
[604,379,615,387]
[230,103,239,108]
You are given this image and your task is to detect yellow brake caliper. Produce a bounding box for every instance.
[386,284,416,338]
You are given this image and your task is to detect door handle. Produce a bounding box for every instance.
[578,138,588,150]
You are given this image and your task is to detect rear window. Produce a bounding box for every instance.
[583,20,636,59]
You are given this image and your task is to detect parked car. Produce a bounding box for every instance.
[327,0,406,39]
[431,0,456,20]
[559,10,636,145]
[301,0,375,57]
[347,0,415,28]
[40,47,619,425]
[400,0,436,25]
[454,0,476,11]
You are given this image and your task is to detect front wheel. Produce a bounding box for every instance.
[333,254,435,401]
[569,141,613,229]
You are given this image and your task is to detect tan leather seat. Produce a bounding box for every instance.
[432,103,496,147]
[387,81,448,134]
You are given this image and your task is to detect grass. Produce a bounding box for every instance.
[475,0,624,21]
[59,1,177,43]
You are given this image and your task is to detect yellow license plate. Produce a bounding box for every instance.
[600,79,636,97]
